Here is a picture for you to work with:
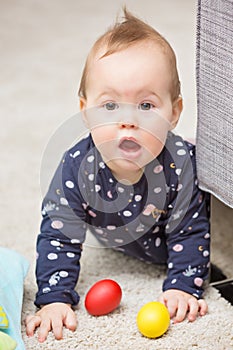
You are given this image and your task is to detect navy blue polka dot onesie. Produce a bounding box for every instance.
[35,132,210,307]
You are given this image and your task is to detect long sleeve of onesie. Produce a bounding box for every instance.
[162,144,210,299]
[35,150,87,307]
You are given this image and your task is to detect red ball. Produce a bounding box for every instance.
[85,279,122,316]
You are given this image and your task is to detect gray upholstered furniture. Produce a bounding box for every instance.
[196,0,233,297]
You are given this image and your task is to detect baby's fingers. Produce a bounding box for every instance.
[198,299,208,316]
[158,294,176,319]
[51,317,64,340]
[37,318,51,343]
[188,298,208,322]
[174,298,190,323]
[63,309,77,332]
[187,298,199,322]
[25,315,41,337]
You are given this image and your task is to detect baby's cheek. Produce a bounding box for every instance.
[92,126,116,145]
[91,127,118,160]
[141,131,165,158]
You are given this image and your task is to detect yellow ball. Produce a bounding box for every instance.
[137,301,170,338]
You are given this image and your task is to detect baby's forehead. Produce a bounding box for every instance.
[81,37,178,100]
[91,39,168,64]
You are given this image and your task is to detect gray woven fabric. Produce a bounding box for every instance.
[196,0,233,208]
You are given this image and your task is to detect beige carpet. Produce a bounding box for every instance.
[20,244,233,350]
[1,0,233,349]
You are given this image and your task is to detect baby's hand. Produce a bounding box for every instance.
[25,302,77,342]
[158,289,208,323]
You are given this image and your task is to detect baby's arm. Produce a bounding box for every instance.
[26,229,83,342]
[26,303,77,342]
[26,232,82,342]
[162,145,210,322]
[27,151,87,341]
[162,189,210,322]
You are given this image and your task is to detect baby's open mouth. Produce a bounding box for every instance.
[119,139,141,152]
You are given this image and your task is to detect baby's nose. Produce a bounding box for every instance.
[119,121,138,129]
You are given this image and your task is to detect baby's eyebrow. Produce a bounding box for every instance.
[96,89,161,102]
[140,92,161,101]
[135,91,162,105]
[96,89,120,100]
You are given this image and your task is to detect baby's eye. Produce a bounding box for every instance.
[103,102,119,111]
[139,102,155,111]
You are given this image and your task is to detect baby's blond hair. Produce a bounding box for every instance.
[78,8,180,101]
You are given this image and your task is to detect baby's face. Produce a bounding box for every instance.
[80,42,182,183]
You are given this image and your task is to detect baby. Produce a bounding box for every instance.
[26,8,210,342]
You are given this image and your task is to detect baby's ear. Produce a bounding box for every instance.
[79,98,86,111]
[170,96,183,129]
[79,98,89,127]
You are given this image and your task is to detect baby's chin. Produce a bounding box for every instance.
[104,158,147,183]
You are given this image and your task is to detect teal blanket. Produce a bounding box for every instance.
[0,247,29,350]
